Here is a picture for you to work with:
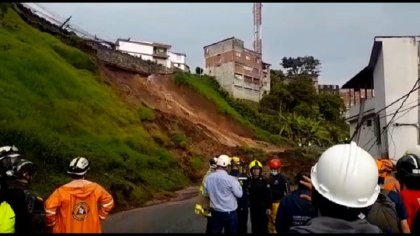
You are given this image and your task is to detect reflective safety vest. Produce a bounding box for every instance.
[0,201,15,233]
[194,169,212,217]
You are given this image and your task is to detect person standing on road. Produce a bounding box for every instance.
[248,159,272,234]
[376,159,401,192]
[229,156,249,234]
[395,153,420,232]
[5,158,47,233]
[267,157,290,233]
[204,154,242,234]
[194,157,218,233]
[45,157,114,233]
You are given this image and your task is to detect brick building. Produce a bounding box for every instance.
[203,37,271,102]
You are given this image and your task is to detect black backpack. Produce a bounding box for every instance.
[366,190,400,234]
[24,190,47,233]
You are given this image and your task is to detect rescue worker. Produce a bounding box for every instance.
[376,159,401,192]
[0,145,20,233]
[0,146,41,233]
[267,157,290,233]
[367,158,410,233]
[248,159,271,234]
[194,157,217,233]
[275,171,316,233]
[5,158,46,233]
[395,153,420,231]
[203,154,242,234]
[45,157,114,233]
[229,156,248,234]
[289,142,382,233]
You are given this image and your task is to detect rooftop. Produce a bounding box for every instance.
[203,36,236,49]
[116,38,171,49]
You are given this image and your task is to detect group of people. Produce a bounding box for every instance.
[194,154,291,234]
[0,145,114,233]
[195,141,420,234]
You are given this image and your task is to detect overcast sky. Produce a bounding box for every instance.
[38,3,420,86]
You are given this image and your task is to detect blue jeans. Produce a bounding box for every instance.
[209,209,238,234]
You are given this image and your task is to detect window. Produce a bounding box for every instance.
[256,59,260,63]
[234,73,243,79]
[366,119,372,127]
[243,66,252,71]
[245,55,251,60]
[236,52,241,57]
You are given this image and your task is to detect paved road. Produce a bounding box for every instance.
[103,196,207,233]
[103,187,252,233]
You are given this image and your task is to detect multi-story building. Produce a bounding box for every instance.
[115,38,189,72]
[203,37,271,102]
[168,51,189,72]
[343,36,420,162]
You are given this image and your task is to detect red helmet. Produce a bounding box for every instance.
[268,158,282,169]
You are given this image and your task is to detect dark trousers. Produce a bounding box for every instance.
[209,209,238,234]
[205,216,211,233]
[250,207,268,234]
[237,207,248,234]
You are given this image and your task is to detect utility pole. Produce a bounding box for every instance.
[59,16,72,29]
[253,3,262,54]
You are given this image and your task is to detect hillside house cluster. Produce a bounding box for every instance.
[115,38,189,72]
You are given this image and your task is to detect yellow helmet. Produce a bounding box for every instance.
[249,160,263,170]
[231,156,241,164]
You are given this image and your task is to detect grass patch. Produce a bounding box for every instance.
[137,105,155,121]
[0,9,190,206]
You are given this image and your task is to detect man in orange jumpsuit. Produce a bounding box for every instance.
[45,157,114,233]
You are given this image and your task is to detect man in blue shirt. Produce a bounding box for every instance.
[204,154,243,234]
[276,171,316,233]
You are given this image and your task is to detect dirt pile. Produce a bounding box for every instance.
[99,64,283,153]
[98,64,316,185]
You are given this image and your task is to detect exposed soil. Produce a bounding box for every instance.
[99,64,284,153]
[98,63,315,200]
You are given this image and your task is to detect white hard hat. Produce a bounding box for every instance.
[67,157,90,176]
[216,154,231,167]
[311,142,380,208]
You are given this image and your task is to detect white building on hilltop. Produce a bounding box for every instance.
[115,38,189,72]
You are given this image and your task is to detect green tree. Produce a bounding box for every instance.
[270,69,285,87]
[285,77,318,117]
[317,92,346,122]
[281,56,321,77]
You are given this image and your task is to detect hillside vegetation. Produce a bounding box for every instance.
[0,4,347,211]
[0,6,189,209]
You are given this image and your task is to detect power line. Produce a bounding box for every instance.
[350,82,420,142]
[367,78,420,152]
[380,101,420,120]
[360,101,420,155]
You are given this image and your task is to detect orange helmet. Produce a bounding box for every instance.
[268,158,282,170]
[376,159,394,177]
